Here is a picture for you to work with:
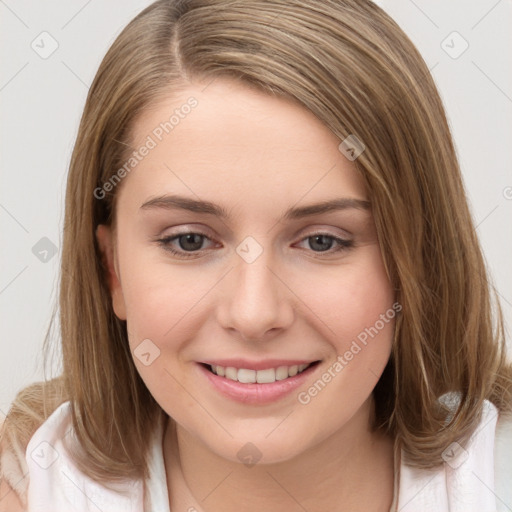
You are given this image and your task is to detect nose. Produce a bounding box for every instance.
[216,251,295,342]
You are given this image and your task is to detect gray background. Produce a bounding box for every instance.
[1,0,511,417]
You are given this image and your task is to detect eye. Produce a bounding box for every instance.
[157,231,216,259]
[295,233,354,254]
[156,230,354,259]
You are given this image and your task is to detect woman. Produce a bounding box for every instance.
[1,0,511,510]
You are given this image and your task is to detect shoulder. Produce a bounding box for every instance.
[22,401,147,511]
[451,400,512,510]
[0,400,72,512]
[395,399,511,511]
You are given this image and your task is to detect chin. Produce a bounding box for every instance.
[207,431,315,467]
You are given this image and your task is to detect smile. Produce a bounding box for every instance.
[207,362,317,384]
[198,359,322,404]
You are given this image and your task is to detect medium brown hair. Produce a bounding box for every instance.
[2,0,511,488]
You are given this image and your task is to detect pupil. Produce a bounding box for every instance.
[180,234,203,251]
[310,235,332,252]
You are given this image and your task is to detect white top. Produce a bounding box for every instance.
[2,399,511,511]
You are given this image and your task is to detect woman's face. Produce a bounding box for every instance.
[97,78,396,464]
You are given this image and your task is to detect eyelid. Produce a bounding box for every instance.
[297,224,353,239]
[156,225,216,243]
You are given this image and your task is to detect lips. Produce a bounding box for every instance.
[197,359,321,405]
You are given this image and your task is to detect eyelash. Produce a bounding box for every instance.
[156,230,354,259]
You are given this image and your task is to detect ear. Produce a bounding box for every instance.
[95,224,127,321]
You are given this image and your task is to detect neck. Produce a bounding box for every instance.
[163,397,396,512]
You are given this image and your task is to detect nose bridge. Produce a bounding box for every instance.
[217,241,294,340]
[236,252,277,307]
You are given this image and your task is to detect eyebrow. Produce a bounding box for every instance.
[140,194,371,220]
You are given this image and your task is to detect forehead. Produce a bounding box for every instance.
[120,78,368,214]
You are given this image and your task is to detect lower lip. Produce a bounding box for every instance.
[197,362,319,405]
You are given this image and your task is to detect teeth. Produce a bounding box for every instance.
[225,367,237,380]
[257,368,275,384]
[275,366,289,381]
[288,365,298,377]
[238,369,256,383]
[209,363,313,383]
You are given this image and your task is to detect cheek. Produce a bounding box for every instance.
[122,271,210,349]
[295,247,395,404]
[117,263,205,408]
[294,259,395,422]
[115,229,208,339]
[299,247,395,347]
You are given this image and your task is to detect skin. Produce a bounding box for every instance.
[97,78,396,511]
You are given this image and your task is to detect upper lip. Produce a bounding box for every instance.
[200,359,319,371]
